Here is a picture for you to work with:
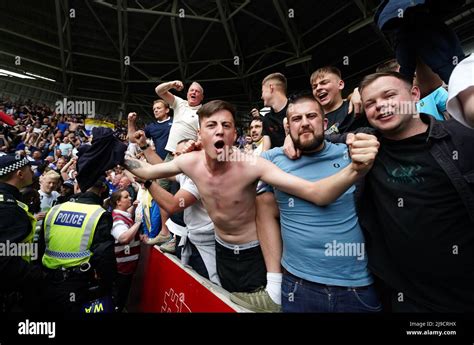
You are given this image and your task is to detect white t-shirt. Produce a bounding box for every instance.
[39,190,60,211]
[111,209,133,243]
[59,143,73,156]
[165,96,201,153]
[175,173,214,245]
[126,142,141,158]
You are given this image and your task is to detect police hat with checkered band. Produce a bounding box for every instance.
[0,154,31,177]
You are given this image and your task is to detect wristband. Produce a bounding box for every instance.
[144,180,152,189]
[140,143,149,150]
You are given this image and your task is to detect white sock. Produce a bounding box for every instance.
[266,272,282,305]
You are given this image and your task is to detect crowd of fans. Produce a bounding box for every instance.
[1,0,474,314]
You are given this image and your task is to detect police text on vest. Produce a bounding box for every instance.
[18,319,56,338]
[54,211,87,227]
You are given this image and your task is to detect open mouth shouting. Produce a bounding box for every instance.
[214,139,225,151]
[317,91,329,103]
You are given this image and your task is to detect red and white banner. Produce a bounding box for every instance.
[132,245,245,313]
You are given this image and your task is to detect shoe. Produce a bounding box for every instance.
[230,287,281,313]
[146,233,172,245]
[160,238,176,254]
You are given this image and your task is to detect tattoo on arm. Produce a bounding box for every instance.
[124,159,142,171]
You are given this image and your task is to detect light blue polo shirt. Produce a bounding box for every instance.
[417,86,448,121]
[261,141,373,287]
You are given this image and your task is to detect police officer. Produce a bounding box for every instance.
[0,154,43,312]
[38,177,117,312]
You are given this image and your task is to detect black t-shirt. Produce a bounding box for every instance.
[359,129,474,311]
[325,100,370,135]
[262,103,288,148]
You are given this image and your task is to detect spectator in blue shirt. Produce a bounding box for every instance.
[144,100,173,160]
[231,92,380,313]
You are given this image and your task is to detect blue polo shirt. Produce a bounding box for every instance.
[145,117,173,160]
[416,86,448,121]
[261,142,373,287]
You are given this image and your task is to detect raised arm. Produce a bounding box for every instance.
[127,112,138,143]
[134,130,163,165]
[259,133,379,205]
[124,155,182,181]
[155,80,183,106]
[148,181,197,215]
[60,157,76,181]
[258,157,359,206]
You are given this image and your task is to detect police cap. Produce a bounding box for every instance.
[0,154,30,177]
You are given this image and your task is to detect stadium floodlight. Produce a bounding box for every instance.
[25,72,56,82]
[0,68,35,79]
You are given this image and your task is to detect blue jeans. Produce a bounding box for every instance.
[281,272,382,313]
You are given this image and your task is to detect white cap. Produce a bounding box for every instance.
[447,54,474,128]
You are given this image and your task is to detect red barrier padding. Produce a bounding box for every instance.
[138,246,238,313]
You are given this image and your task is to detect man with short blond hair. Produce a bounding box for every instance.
[311,66,369,135]
[260,72,288,149]
[39,170,60,211]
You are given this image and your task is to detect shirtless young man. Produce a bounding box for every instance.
[124,100,379,293]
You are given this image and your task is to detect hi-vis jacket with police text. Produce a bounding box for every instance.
[38,192,117,290]
[42,201,105,269]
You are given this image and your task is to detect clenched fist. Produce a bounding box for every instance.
[346,132,379,176]
[171,80,184,91]
[133,130,147,148]
[128,112,137,122]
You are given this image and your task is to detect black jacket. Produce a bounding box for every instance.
[357,114,474,311]
[0,182,44,312]
[38,191,117,289]
[0,182,44,293]
[76,127,127,192]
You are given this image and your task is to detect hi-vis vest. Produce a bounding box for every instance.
[0,192,36,262]
[16,200,37,262]
[42,202,105,269]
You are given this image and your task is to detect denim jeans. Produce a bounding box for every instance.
[281,271,382,313]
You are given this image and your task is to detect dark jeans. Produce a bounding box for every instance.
[281,271,381,313]
[215,241,266,292]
